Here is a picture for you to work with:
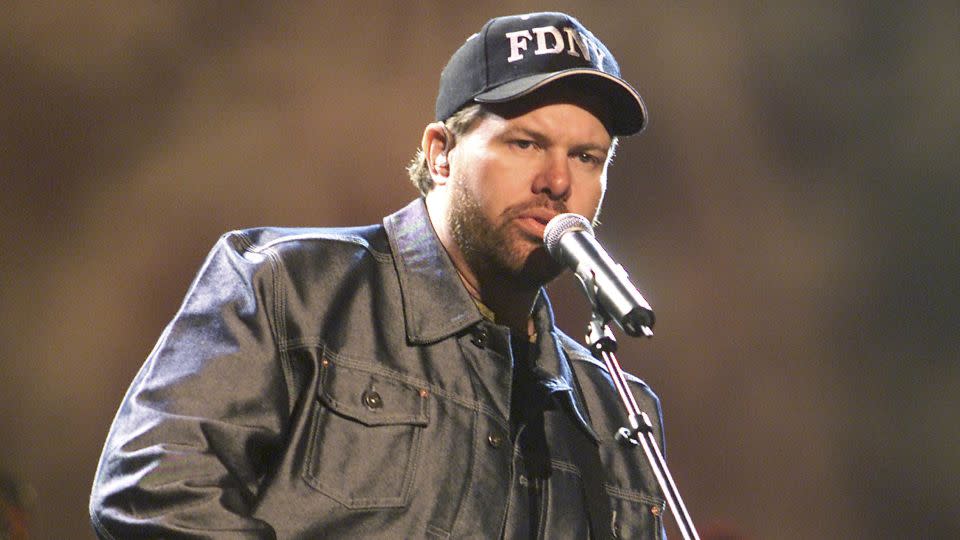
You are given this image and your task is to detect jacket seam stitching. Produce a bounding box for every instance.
[426,523,451,538]
[241,230,295,416]
[603,484,666,506]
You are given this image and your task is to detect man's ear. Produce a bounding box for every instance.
[421,122,451,184]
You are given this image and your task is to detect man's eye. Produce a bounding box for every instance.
[578,152,601,164]
[512,140,535,150]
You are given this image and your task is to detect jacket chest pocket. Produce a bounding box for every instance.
[303,357,430,509]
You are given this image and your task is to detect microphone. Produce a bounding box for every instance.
[544,213,655,337]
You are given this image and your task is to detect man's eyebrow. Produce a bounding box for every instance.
[501,126,550,144]
[571,142,612,154]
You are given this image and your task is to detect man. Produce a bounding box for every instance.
[91,12,666,539]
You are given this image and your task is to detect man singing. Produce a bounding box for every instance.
[91,12,666,538]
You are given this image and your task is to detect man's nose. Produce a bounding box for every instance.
[533,153,571,200]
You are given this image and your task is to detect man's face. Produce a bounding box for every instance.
[444,95,613,286]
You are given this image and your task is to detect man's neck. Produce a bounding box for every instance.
[457,266,540,337]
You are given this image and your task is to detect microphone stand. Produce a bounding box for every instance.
[582,295,700,539]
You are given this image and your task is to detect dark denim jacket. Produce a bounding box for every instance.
[90,199,666,539]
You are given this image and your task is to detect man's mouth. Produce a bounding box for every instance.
[513,209,559,240]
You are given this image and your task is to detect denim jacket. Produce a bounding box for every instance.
[90,198,666,539]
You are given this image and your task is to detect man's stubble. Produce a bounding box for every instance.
[447,175,566,290]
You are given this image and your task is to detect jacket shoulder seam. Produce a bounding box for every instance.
[242,230,392,263]
[232,230,296,415]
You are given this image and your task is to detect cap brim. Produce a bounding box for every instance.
[474,69,647,135]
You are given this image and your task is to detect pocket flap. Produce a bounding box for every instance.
[318,358,429,427]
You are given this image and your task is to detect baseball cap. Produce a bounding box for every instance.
[435,12,647,135]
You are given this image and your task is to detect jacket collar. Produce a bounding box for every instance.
[532,294,601,442]
[384,198,597,441]
[530,293,573,392]
[384,199,484,344]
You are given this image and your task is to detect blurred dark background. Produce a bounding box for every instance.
[2,2,957,538]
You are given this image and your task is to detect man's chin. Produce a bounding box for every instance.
[518,247,565,287]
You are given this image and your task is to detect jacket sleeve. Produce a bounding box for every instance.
[90,232,289,539]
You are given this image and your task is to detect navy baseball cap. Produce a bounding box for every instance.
[435,12,647,135]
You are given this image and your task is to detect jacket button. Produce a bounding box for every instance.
[471,328,488,348]
[487,432,504,448]
[362,390,383,410]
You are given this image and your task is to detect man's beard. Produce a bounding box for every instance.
[448,179,566,289]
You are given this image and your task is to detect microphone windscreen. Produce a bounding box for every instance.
[543,213,593,259]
